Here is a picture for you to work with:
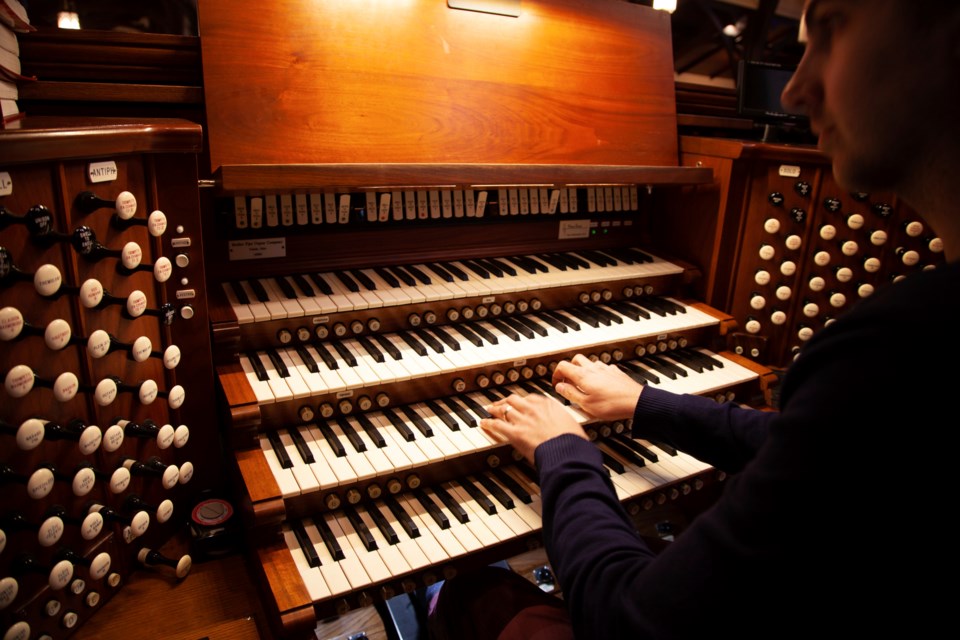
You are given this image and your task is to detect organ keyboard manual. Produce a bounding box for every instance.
[194,0,776,638]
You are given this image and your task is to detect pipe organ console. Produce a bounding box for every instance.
[680,137,947,368]
[195,1,776,638]
[0,118,216,639]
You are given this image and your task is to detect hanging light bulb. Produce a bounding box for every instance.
[652,0,678,12]
[57,1,80,29]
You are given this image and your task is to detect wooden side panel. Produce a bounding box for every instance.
[197,0,678,170]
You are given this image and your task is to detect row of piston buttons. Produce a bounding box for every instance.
[298,392,392,421]
[754,263,882,287]
[624,478,709,516]
[744,312,838,336]
[323,471,431,509]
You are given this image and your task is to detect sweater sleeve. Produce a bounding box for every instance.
[630,386,775,472]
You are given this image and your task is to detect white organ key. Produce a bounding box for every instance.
[240,353,277,404]
[256,351,294,403]
[420,487,482,554]
[355,268,405,306]
[307,424,357,485]
[235,280,271,322]
[278,430,320,493]
[409,404,466,459]
[354,504,411,577]
[280,276,322,315]
[299,345,349,394]
[395,495,451,565]
[259,434,300,498]
[381,335,436,378]
[286,348,329,396]
[334,512,391,585]
[283,526,331,601]
[324,513,372,589]
[329,421,375,482]
[501,467,544,519]
[369,413,416,471]
[466,475,533,537]
[324,274,369,311]
[296,426,338,489]
[483,471,542,531]
[304,518,353,596]
[276,350,311,399]
[340,341,386,386]
[388,410,444,465]
[346,417,394,477]
[249,278,291,320]
[221,282,254,324]
[319,344,364,389]
[370,500,431,571]
[446,481,511,544]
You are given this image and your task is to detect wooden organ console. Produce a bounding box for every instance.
[0,118,217,639]
[196,1,775,638]
[680,137,947,368]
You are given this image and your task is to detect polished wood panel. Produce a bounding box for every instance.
[198,0,678,171]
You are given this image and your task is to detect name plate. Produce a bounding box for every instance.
[228,238,286,260]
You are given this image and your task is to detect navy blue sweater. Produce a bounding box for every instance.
[535,261,960,639]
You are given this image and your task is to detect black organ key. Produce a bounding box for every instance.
[246,351,269,381]
[536,253,567,271]
[479,387,506,402]
[599,449,625,474]
[610,300,650,320]
[381,407,415,441]
[452,324,484,347]
[400,405,433,437]
[366,501,399,545]
[663,350,703,373]
[589,249,620,266]
[383,494,420,538]
[291,273,314,296]
[248,278,270,302]
[373,267,400,288]
[397,331,428,356]
[344,505,377,551]
[602,436,647,467]
[335,417,367,452]
[373,333,403,360]
[515,315,549,337]
[429,326,461,351]
[390,265,417,287]
[566,307,600,328]
[528,378,567,405]
[503,256,538,275]
[432,484,469,524]
[501,316,534,339]
[633,296,667,317]
[520,255,550,273]
[404,264,431,285]
[317,422,347,457]
[288,427,315,464]
[647,354,688,377]
[439,396,476,427]
[355,413,386,448]
[424,399,460,432]
[563,252,591,269]
[267,430,293,468]
[312,342,340,370]
[594,306,624,325]
[333,270,360,293]
[309,273,334,295]
[612,433,659,463]
[315,515,346,560]
[648,438,679,456]
[476,473,514,509]
[230,281,250,305]
[514,461,539,485]
[273,276,297,299]
[459,394,492,420]
[622,247,654,263]
[683,348,724,369]
[619,361,659,385]
[356,335,385,363]
[424,262,454,283]
[543,309,579,331]
[487,257,516,276]
[292,519,320,567]
[439,261,469,281]
[608,300,644,321]
[413,488,450,529]
[468,322,498,345]
[459,478,497,514]
[487,318,520,341]
[351,269,377,290]
[478,258,506,278]
[641,355,677,380]
[491,467,531,504]
[266,349,289,377]
[461,260,490,279]
[330,341,357,367]
[414,328,444,353]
